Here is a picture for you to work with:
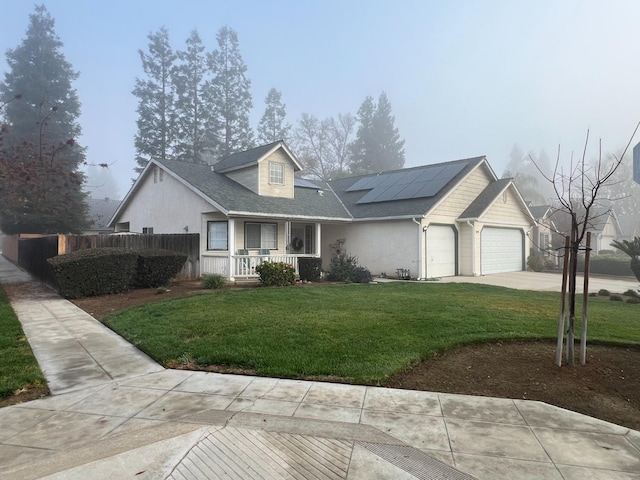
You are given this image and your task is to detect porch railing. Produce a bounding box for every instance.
[201,253,317,279]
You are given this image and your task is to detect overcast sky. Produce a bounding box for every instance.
[2,0,639,199]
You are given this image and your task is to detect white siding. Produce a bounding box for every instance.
[258,149,295,198]
[428,166,493,223]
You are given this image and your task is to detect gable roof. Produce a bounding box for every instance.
[213,140,303,173]
[328,157,488,219]
[152,159,350,220]
[529,205,552,220]
[457,178,515,220]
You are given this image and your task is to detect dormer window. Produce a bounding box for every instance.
[269,161,284,185]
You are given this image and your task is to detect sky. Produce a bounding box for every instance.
[1,0,640,199]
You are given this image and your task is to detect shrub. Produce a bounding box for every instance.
[134,249,187,287]
[326,254,372,283]
[610,295,623,302]
[598,289,610,296]
[353,266,373,283]
[627,297,640,304]
[624,289,640,298]
[47,248,137,298]
[255,261,296,286]
[298,257,322,282]
[201,274,225,289]
[527,254,544,272]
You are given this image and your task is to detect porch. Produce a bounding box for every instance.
[201,252,319,280]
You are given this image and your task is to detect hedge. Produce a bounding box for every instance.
[134,249,187,287]
[47,248,137,298]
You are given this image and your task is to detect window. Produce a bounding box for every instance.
[269,161,284,184]
[207,221,228,250]
[142,227,154,234]
[245,222,277,250]
[540,233,550,256]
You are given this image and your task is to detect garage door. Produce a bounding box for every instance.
[481,227,523,274]
[426,225,456,277]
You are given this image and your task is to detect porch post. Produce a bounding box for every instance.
[228,218,236,280]
[315,223,322,256]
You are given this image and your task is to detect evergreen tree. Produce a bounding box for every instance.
[257,88,290,144]
[174,30,210,163]
[0,5,88,234]
[349,92,405,174]
[206,26,253,158]
[133,27,177,171]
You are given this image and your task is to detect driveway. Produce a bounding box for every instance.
[435,270,638,294]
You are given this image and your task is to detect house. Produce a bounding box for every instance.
[588,208,624,253]
[549,206,624,254]
[110,141,535,280]
[528,204,557,263]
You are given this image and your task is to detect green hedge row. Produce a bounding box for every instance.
[135,249,188,287]
[577,255,634,277]
[47,248,186,298]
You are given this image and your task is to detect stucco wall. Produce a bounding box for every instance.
[116,165,216,234]
[322,220,419,276]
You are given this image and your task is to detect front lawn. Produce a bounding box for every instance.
[0,284,46,400]
[105,282,640,384]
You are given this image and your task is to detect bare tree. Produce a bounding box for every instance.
[292,112,355,181]
[535,123,639,366]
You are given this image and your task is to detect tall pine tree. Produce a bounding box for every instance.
[349,92,405,174]
[0,5,88,233]
[174,30,210,163]
[257,88,290,144]
[206,26,253,158]
[133,27,177,171]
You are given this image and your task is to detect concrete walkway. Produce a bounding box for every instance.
[1,257,640,480]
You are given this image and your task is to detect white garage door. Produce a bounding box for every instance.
[426,225,456,277]
[481,227,523,274]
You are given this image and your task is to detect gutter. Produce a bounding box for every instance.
[412,218,423,280]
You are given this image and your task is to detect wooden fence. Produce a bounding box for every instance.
[60,233,201,279]
[1,233,201,282]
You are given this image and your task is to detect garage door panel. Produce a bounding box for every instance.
[481,228,523,274]
[426,225,456,277]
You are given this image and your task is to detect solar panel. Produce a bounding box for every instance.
[295,178,321,189]
[350,160,469,204]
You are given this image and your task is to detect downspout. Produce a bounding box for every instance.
[466,220,476,276]
[526,224,535,269]
[412,218,423,280]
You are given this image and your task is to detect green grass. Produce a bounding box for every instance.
[0,284,46,399]
[105,282,640,384]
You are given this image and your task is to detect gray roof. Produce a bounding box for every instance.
[529,205,552,220]
[213,141,297,173]
[458,178,513,220]
[328,157,487,219]
[158,159,351,220]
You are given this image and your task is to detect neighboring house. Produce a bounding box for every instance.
[618,215,640,242]
[529,205,557,262]
[588,208,624,253]
[85,198,122,234]
[550,207,624,254]
[110,141,535,280]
